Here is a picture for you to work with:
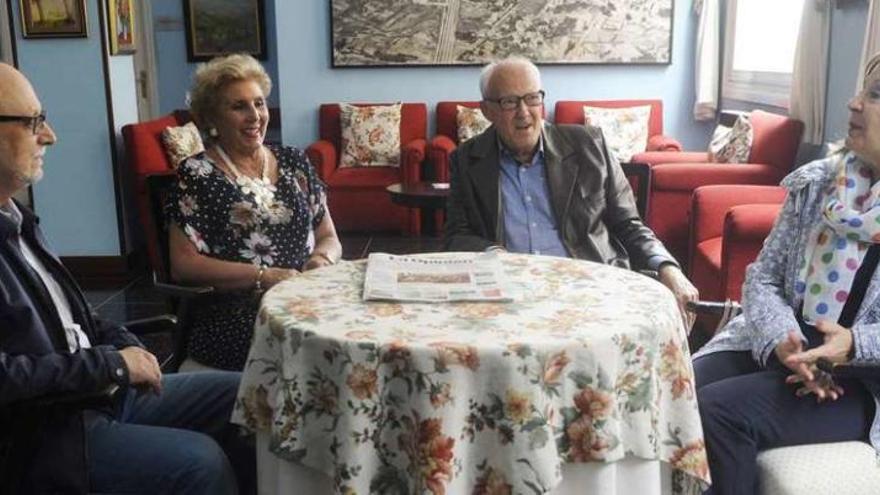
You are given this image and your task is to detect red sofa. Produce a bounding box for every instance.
[646,110,803,264]
[553,99,683,154]
[689,185,785,303]
[306,103,427,235]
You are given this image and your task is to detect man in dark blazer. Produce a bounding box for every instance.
[445,57,698,324]
[0,63,251,494]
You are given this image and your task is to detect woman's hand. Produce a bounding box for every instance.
[302,252,336,271]
[781,321,855,402]
[261,267,298,289]
[786,320,854,366]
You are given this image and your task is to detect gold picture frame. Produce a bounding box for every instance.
[107,0,135,55]
[19,0,88,38]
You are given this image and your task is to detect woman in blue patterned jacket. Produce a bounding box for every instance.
[693,52,880,495]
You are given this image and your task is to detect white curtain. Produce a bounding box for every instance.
[857,0,880,92]
[693,0,720,121]
[789,0,832,145]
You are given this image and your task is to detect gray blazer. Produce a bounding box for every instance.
[694,155,880,451]
[443,123,676,270]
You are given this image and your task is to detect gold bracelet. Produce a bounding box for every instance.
[254,265,267,292]
[312,252,335,265]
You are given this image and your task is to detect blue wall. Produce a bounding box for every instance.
[11,0,121,256]
[275,2,715,150]
[151,0,279,114]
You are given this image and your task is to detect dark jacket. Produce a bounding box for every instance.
[0,200,138,494]
[444,123,676,270]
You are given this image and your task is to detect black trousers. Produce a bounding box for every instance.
[694,329,874,495]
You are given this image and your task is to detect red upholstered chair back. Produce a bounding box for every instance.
[318,103,427,157]
[435,101,483,142]
[122,112,189,177]
[554,99,664,137]
[747,110,805,171]
[122,111,191,272]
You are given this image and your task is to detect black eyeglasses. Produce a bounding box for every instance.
[485,90,545,111]
[0,111,47,134]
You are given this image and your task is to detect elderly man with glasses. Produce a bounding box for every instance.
[0,63,254,494]
[445,56,697,324]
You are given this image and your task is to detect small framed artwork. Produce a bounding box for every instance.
[183,0,266,62]
[107,0,135,55]
[19,0,88,38]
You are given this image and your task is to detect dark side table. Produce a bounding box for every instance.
[386,182,449,236]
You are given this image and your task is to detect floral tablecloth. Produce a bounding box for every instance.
[232,253,710,494]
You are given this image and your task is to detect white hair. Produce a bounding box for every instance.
[478,56,542,98]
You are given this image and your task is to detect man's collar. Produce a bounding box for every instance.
[497,132,545,166]
[0,199,35,238]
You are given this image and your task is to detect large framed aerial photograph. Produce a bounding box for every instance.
[19,0,88,38]
[331,0,674,67]
[183,0,266,62]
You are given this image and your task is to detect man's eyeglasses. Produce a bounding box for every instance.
[485,90,545,111]
[0,111,47,134]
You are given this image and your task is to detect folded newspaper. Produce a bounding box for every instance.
[363,252,515,302]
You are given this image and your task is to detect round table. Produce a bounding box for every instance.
[233,253,709,494]
[386,182,449,235]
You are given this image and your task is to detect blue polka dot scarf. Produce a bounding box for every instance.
[797,152,880,323]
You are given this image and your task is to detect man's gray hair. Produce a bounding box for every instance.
[478,56,542,99]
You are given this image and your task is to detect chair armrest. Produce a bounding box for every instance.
[427,135,457,183]
[818,357,880,380]
[724,204,782,242]
[686,300,743,318]
[653,163,784,192]
[123,314,178,335]
[691,185,785,244]
[646,134,683,152]
[429,135,457,155]
[305,140,337,182]
[152,272,214,299]
[401,138,426,184]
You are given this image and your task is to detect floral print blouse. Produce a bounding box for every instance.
[166,144,327,370]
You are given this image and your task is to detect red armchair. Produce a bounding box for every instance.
[306,103,427,235]
[121,111,190,271]
[427,101,483,183]
[553,99,683,154]
[646,110,804,264]
[689,185,785,303]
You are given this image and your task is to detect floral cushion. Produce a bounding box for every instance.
[339,103,402,168]
[582,105,651,163]
[709,115,753,163]
[161,122,205,168]
[456,105,491,143]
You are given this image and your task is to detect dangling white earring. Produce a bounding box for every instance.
[208,127,219,138]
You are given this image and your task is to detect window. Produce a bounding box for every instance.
[722,0,805,108]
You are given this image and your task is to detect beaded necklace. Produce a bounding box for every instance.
[215,145,277,210]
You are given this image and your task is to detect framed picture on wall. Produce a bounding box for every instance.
[107,0,135,54]
[107,0,135,55]
[331,0,674,67]
[183,0,266,62]
[19,0,88,38]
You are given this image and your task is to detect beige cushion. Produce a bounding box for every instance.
[456,105,491,143]
[709,115,753,163]
[161,122,204,168]
[757,441,880,495]
[582,105,651,163]
[339,103,402,168]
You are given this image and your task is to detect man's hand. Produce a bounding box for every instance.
[119,346,162,395]
[658,264,699,332]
